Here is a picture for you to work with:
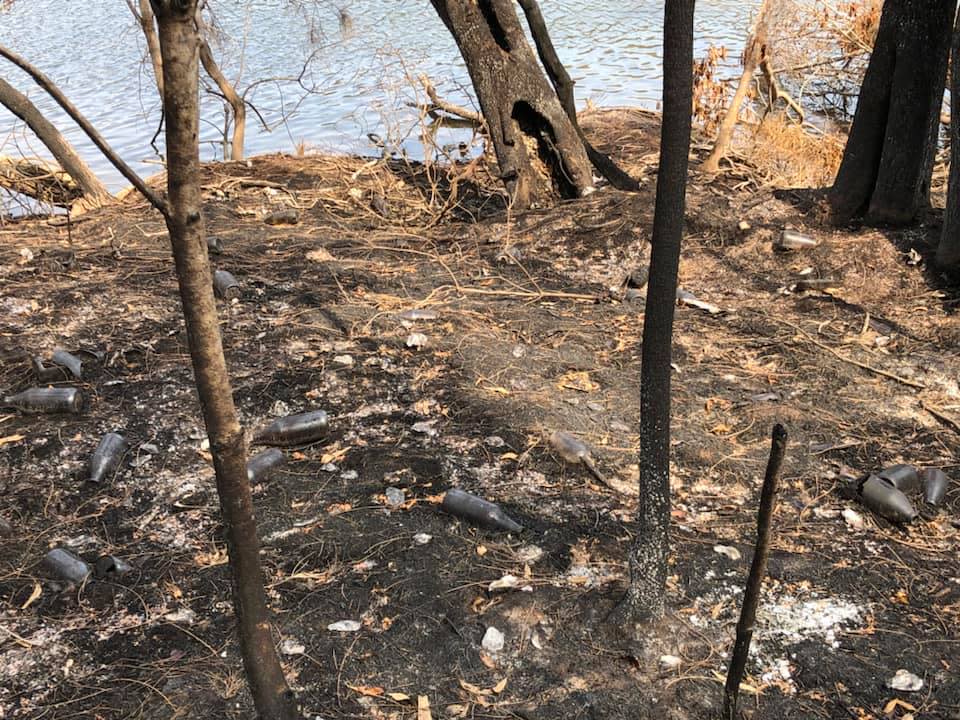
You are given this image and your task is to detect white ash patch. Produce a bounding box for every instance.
[689,578,864,694]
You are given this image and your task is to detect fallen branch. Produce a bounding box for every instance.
[702,0,770,173]
[418,74,483,126]
[780,318,925,389]
[0,155,83,206]
[0,44,168,217]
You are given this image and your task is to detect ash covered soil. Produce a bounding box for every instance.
[1,109,959,720]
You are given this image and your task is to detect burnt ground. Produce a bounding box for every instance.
[1,108,959,720]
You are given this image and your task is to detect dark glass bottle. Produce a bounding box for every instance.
[252,410,329,446]
[442,488,523,533]
[4,387,83,413]
[89,433,128,483]
[247,448,286,482]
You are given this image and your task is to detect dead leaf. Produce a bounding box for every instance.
[348,684,385,697]
[327,503,352,515]
[500,452,518,461]
[476,545,487,556]
[387,692,411,702]
[459,679,487,696]
[492,678,508,694]
[478,652,497,670]
[891,589,909,605]
[306,248,335,263]
[557,370,599,392]
[0,434,25,446]
[883,698,916,715]
[21,581,41,610]
[194,546,229,567]
[321,446,349,464]
[381,617,394,631]
[417,695,432,720]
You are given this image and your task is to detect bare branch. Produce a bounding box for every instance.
[0,44,169,217]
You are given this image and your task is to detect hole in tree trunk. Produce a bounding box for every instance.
[478,0,511,52]
[511,100,577,198]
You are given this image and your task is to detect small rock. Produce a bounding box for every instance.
[384,487,405,508]
[659,655,682,671]
[738,220,751,231]
[333,354,354,366]
[328,619,362,632]
[140,443,160,455]
[341,470,359,481]
[412,420,437,436]
[481,626,504,653]
[321,463,338,473]
[888,669,923,692]
[413,533,432,545]
[164,608,197,624]
[129,454,152,469]
[515,545,544,564]
[842,508,865,530]
[484,435,506,448]
[280,638,306,655]
[406,332,428,349]
[270,400,291,417]
[488,574,519,592]
[713,545,741,561]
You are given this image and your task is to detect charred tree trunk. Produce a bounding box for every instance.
[428,0,593,209]
[516,0,639,191]
[0,75,111,207]
[618,0,696,622]
[937,14,960,272]
[829,0,956,226]
[150,3,296,718]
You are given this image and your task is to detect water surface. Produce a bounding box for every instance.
[0,2,750,192]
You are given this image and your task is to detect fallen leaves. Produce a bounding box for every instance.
[556,370,599,392]
[458,676,508,705]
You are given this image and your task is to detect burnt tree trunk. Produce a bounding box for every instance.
[829,0,956,226]
[150,3,297,719]
[937,13,960,272]
[0,75,111,207]
[428,0,593,209]
[516,0,639,191]
[619,0,696,622]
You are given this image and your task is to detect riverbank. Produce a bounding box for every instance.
[1,108,958,719]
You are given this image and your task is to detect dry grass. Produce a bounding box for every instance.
[739,113,844,187]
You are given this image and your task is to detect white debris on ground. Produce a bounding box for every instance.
[688,577,864,693]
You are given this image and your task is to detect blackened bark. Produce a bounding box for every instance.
[428,0,593,209]
[937,13,960,271]
[722,424,787,720]
[151,4,296,719]
[516,0,639,191]
[0,76,111,206]
[830,0,955,226]
[621,0,696,621]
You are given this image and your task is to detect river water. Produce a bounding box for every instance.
[0,2,750,192]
